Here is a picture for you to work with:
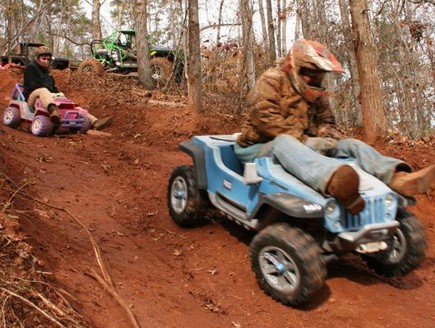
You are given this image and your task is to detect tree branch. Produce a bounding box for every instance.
[50,33,90,47]
[1,0,57,51]
[0,287,66,328]
[407,0,435,4]
[200,23,241,33]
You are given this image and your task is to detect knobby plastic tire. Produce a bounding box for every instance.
[362,208,427,277]
[167,165,207,228]
[31,115,54,137]
[3,107,22,128]
[250,223,326,307]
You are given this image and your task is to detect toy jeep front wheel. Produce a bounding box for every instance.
[250,223,326,307]
[167,165,207,227]
[361,209,427,277]
[31,115,54,136]
[3,107,22,128]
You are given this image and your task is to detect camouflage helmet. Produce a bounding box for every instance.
[34,46,52,59]
[282,39,343,102]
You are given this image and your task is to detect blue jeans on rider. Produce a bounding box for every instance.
[234,135,409,195]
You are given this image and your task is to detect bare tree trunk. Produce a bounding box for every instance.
[92,0,102,40]
[216,0,225,45]
[240,0,256,89]
[295,0,303,39]
[258,0,269,54]
[281,0,287,55]
[188,0,203,113]
[314,0,327,43]
[134,0,154,89]
[5,0,13,61]
[338,0,362,126]
[114,1,125,30]
[276,0,282,56]
[297,0,312,38]
[266,0,276,64]
[350,0,386,142]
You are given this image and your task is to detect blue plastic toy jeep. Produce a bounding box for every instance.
[167,134,427,307]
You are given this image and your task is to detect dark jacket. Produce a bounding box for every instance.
[23,61,58,100]
[237,62,340,147]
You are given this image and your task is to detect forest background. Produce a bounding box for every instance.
[0,0,434,141]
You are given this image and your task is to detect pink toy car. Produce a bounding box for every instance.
[3,83,91,136]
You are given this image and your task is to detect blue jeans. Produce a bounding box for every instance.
[234,135,409,194]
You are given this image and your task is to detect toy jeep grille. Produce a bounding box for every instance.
[343,196,388,230]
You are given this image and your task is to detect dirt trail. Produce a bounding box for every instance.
[0,69,434,328]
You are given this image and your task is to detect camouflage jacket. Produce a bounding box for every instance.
[236,63,340,147]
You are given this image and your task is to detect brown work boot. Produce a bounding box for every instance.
[93,116,113,130]
[389,165,435,197]
[327,165,365,215]
[47,104,60,126]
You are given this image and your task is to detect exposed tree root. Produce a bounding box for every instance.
[0,171,141,328]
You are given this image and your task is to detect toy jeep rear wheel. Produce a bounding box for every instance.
[3,107,22,128]
[78,58,105,75]
[361,209,427,277]
[250,223,326,307]
[150,57,172,86]
[167,165,207,227]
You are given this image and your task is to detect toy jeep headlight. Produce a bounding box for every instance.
[385,193,395,208]
[325,200,337,215]
[324,199,342,231]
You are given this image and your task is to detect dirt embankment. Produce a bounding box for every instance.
[0,68,434,327]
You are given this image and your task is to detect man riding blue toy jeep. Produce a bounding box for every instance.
[167,40,433,307]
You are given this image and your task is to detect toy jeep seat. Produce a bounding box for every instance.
[219,143,244,175]
[12,83,38,113]
[9,83,32,113]
[12,83,25,101]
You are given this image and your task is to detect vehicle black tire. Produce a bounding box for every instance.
[250,223,326,307]
[77,58,105,75]
[362,208,427,277]
[167,165,207,227]
[3,106,22,128]
[150,57,172,86]
[31,115,54,137]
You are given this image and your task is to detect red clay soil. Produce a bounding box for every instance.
[0,68,434,328]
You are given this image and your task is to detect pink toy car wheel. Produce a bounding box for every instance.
[31,115,54,136]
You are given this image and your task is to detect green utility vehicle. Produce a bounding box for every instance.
[77,30,183,84]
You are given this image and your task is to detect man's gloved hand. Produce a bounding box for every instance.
[304,137,338,156]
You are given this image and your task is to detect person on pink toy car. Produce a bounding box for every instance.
[23,46,112,130]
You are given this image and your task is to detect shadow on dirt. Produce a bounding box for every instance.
[213,216,334,310]
[218,216,255,246]
[327,255,424,291]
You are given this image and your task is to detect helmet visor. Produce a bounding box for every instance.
[299,67,326,88]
